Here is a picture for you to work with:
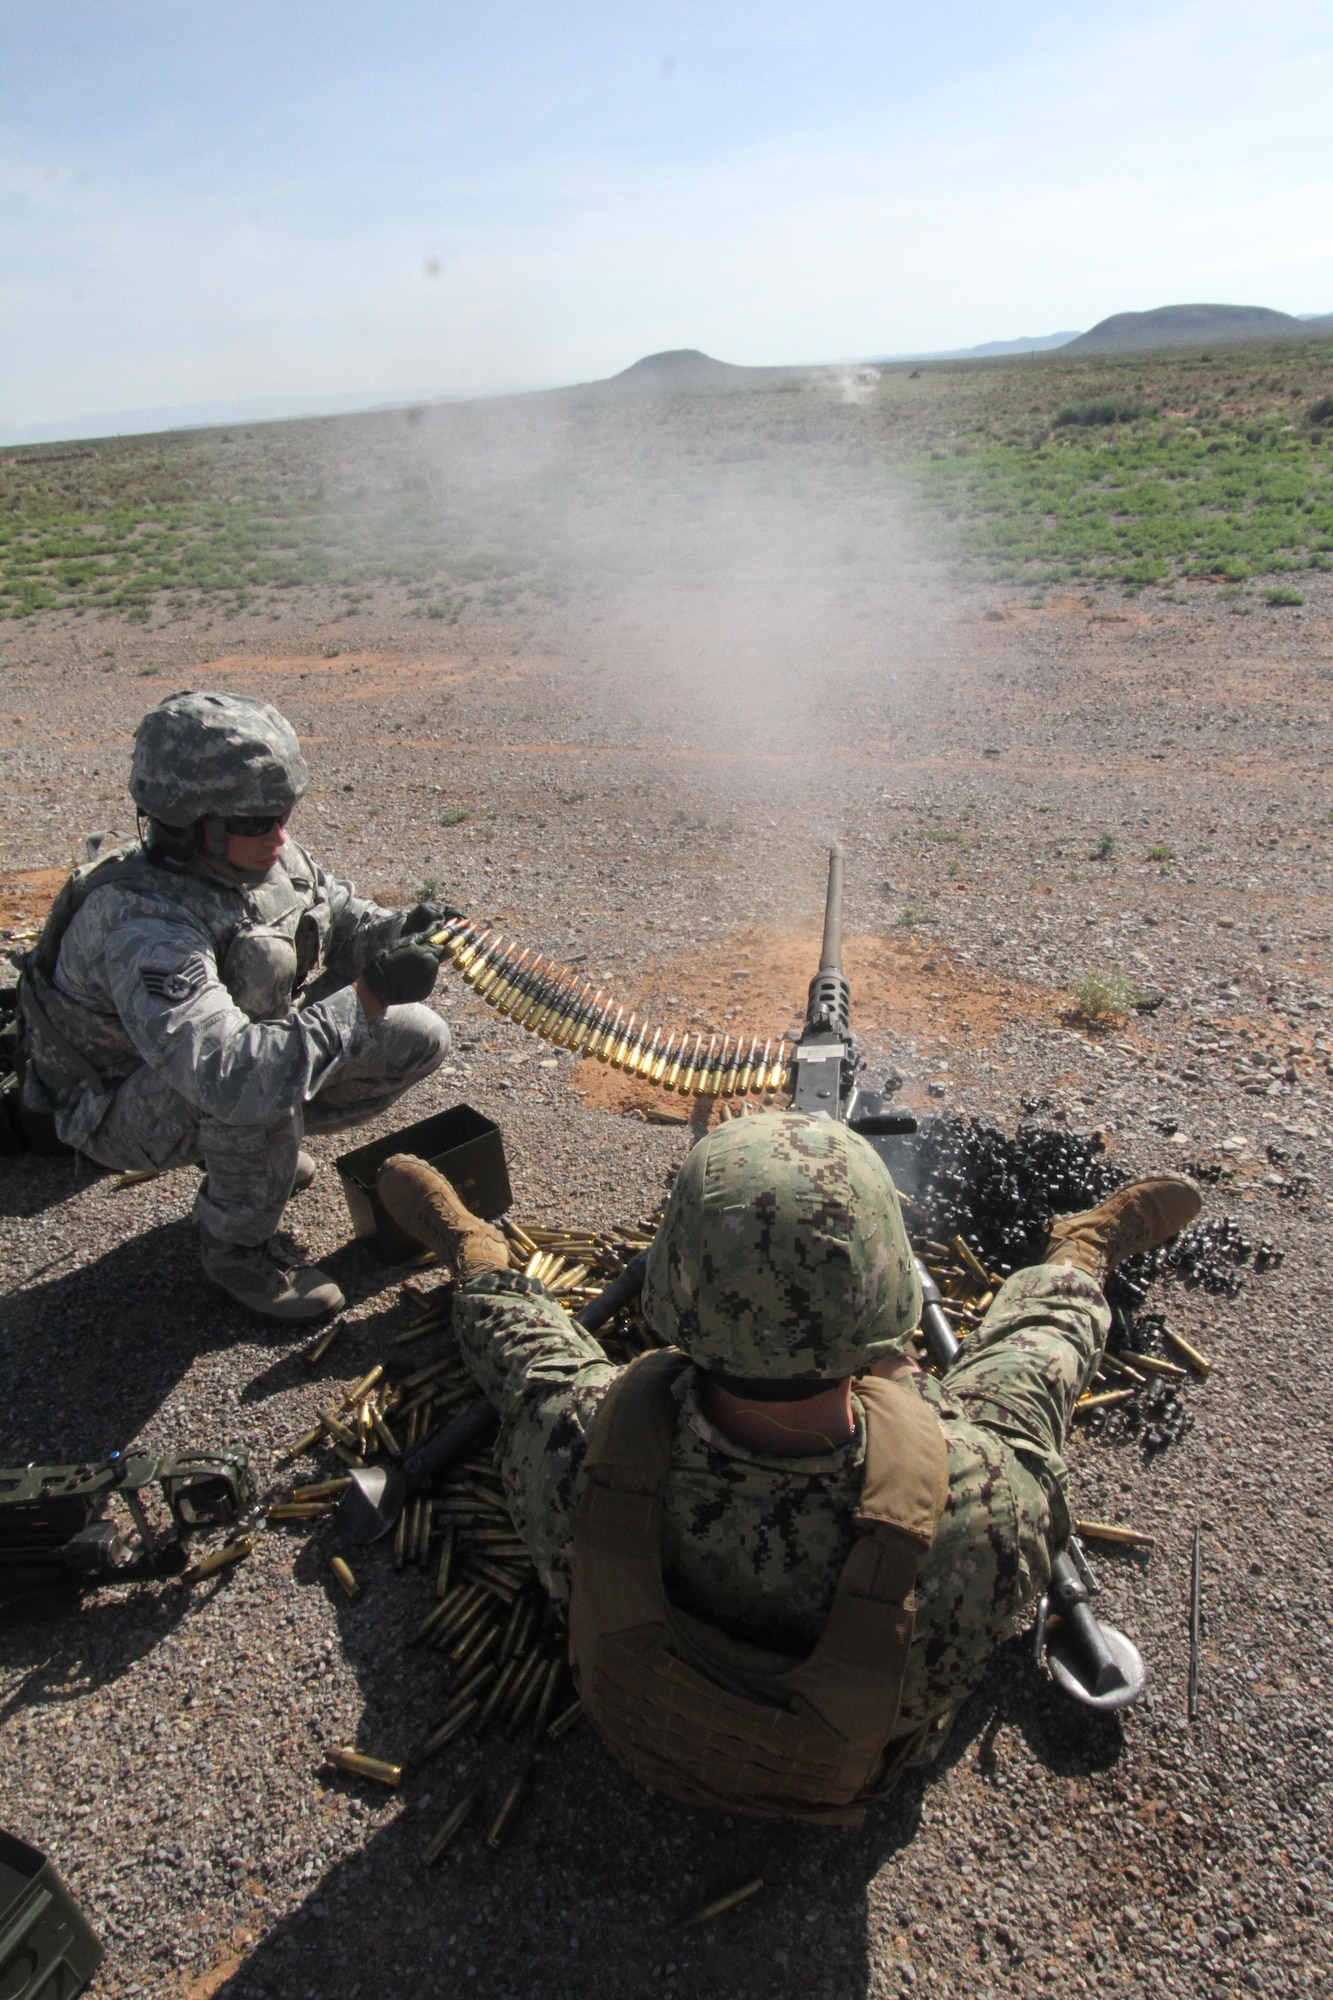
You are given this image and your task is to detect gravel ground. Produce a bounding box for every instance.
[1,455,1331,2000]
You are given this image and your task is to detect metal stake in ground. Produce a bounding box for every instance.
[1188,1522,1202,1722]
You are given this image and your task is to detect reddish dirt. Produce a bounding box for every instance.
[562,927,1051,1120]
[0,866,66,936]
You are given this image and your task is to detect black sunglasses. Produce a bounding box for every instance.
[223,812,290,838]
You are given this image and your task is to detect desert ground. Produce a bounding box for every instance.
[1,378,1330,2000]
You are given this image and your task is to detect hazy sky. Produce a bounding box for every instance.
[2,0,1332,430]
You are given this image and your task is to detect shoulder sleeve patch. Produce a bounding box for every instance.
[141,953,212,1005]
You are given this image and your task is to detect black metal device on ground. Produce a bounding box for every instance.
[0,1450,253,1610]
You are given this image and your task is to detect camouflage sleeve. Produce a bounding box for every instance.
[312,855,406,984]
[452,1271,621,1600]
[102,912,372,1123]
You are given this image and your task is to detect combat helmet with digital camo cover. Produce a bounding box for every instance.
[642,1110,920,1380]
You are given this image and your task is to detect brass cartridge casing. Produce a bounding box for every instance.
[583,1004,616,1063]
[553,983,594,1047]
[436,1528,455,1599]
[684,1877,764,1927]
[424,1702,480,1755]
[485,1768,532,1852]
[304,1321,342,1367]
[266,1500,332,1522]
[505,1649,547,1730]
[484,948,525,1012]
[452,1621,501,1676]
[1164,1330,1213,1376]
[474,1657,522,1733]
[530,1659,563,1740]
[330,1556,360,1601]
[1075,1389,1134,1413]
[371,1410,402,1460]
[735,1038,757,1098]
[624,1032,656,1080]
[447,1659,499,1715]
[393,1502,408,1570]
[538,984,577,1040]
[185,1536,254,1581]
[422,1789,480,1866]
[1113,1350,1185,1381]
[433,1584,490,1646]
[507,959,550,1028]
[651,1032,676,1085]
[500,1592,528,1659]
[566,990,602,1053]
[473,943,510,998]
[292,1478,351,1501]
[698,1036,721,1096]
[281,1423,324,1460]
[546,1697,584,1742]
[328,1748,402,1788]
[609,1013,637,1069]
[506,1593,539,1660]
[523,963,564,1030]
[674,1035,701,1095]
[415,1582,471,1643]
[341,1366,384,1411]
[454,930,492,978]
[467,1562,523,1603]
[1074,1520,1155,1547]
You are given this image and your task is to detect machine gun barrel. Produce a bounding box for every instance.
[819,842,845,973]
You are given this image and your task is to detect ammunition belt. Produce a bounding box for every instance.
[429,919,795,1099]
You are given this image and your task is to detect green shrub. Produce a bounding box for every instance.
[1074,967,1132,1025]
[1146,843,1173,863]
[1309,395,1333,425]
[1053,398,1152,429]
[1095,831,1117,860]
[439,807,470,827]
[1263,585,1305,606]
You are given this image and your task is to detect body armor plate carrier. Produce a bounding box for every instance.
[569,1349,948,1825]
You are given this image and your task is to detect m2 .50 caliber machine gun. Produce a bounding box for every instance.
[0,1449,253,1611]
[795,844,1146,1712]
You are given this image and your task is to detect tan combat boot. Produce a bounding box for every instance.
[1042,1173,1203,1282]
[376,1154,510,1280]
[199,1229,345,1322]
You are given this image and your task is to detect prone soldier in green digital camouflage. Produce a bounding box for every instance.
[378,1113,1201,1822]
[17,690,458,1322]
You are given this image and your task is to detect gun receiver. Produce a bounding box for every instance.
[790,844,858,1118]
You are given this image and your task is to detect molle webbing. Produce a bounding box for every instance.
[429,917,795,1101]
[568,1351,949,1825]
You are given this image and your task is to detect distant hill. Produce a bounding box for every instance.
[606,348,767,389]
[1066,304,1333,355]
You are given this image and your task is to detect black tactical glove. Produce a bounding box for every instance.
[362,940,442,1007]
[399,899,465,938]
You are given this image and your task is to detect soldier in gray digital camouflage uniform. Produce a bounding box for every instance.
[18,690,458,1322]
[378,1114,1200,1820]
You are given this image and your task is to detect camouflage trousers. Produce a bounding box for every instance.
[80,1002,449,1245]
